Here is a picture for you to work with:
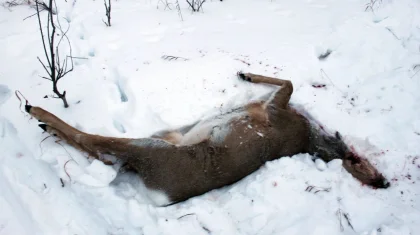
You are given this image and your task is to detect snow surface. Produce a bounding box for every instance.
[1,0,420,234]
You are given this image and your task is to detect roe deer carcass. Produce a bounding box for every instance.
[25,72,390,206]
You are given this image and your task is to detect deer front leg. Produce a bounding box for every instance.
[26,105,83,137]
[38,123,100,159]
[238,72,293,110]
[26,105,119,163]
[26,105,174,165]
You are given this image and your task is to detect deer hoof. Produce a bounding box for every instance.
[237,72,251,82]
[38,124,48,131]
[370,177,391,189]
[25,104,32,113]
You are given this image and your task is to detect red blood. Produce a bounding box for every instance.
[272,182,277,187]
[412,156,419,164]
[346,151,361,164]
[371,151,385,157]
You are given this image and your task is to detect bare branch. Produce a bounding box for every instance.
[197,0,206,11]
[3,0,20,8]
[35,1,52,71]
[37,57,52,77]
[40,76,52,81]
[186,0,194,11]
[343,212,355,231]
[55,44,61,71]
[35,0,72,108]
[102,18,109,27]
[69,56,88,60]
[175,0,183,21]
[23,11,44,21]
[365,0,383,12]
[186,0,206,12]
[103,0,111,27]
[157,0,173,10]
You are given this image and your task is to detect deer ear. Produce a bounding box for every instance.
[335,131,342,140]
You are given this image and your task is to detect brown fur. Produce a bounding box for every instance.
[26,72,389,206]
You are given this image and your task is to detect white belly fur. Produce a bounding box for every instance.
[134,176,172,206]
[146,188,171,206]
[179,110,245,146]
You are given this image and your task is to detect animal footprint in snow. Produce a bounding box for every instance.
[88,48,95,57]
[141,26,167,43]
[0,85,11,105]
[226,14,247,25]
[179,26,195,35]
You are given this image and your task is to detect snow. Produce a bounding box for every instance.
[1,0,420,234]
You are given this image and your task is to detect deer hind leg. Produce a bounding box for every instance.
[238,72,293,110]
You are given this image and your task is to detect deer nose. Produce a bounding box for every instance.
[381,180,391,188]
[371,178,390,189]
[25,104,32,113]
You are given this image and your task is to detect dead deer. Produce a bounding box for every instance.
[25,72,390,206]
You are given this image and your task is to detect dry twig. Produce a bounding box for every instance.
[161,55,189,61]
